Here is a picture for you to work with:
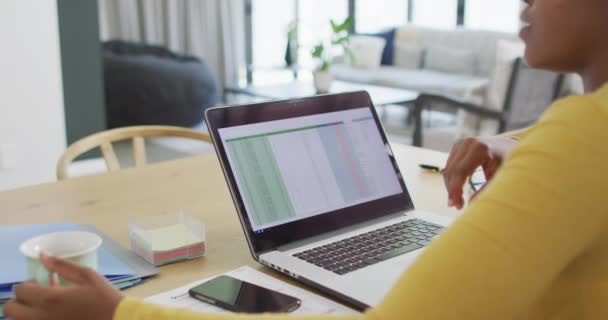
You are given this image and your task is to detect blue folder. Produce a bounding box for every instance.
[0,222,135,289]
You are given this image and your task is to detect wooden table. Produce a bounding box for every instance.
[0,144,459,299]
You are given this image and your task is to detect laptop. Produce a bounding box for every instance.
[205,91,453,310]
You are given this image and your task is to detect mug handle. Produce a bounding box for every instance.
[35,265,58,286]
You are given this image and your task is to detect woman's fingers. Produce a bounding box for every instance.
[3,300,37,320]
[444,140,471,208]
[444,138,492,209]
[13,281,55,307]
[482,155,501,181]
[40,253,97,285]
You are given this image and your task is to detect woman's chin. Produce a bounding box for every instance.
[524,49,575,74]
[523,44,550,69]
[523,50,541,68]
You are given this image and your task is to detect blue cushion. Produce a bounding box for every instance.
[356,28,397,65]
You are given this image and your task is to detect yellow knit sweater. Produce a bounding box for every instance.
[115,84,608,320]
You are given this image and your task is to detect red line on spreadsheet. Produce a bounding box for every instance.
[334,124,367,197]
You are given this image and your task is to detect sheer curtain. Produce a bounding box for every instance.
[97,0,245,90]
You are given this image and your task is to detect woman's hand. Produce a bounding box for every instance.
[443,136,518,209]
[4,253,124,320]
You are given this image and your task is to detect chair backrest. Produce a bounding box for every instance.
[57,125,212,180]
[500,57,565,132]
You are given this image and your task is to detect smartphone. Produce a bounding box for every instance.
[188,275,301,313]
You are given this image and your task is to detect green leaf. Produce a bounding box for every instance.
[311,43,324,58]
[330,19,340,34]
[331,35,349,45]
[330,17,353,34]
[320,61,330,72]
[341,17,353,32]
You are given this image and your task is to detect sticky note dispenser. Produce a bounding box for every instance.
[129,212,206,266]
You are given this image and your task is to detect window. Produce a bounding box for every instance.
[297,0,348,68]
[246,0,523,85]
[465,0,521,33]
[355,0,408,33]
[252,0,296,69]
[411,0,457,29]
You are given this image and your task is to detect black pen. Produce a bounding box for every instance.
[419,164,444,173]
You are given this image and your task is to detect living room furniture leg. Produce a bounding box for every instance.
[412,100,424,147]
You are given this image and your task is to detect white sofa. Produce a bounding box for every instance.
[336,25,522,105]
[333,25,582,150]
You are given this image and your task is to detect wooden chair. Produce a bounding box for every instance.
[57,125,212,180]
[411,57,565,147]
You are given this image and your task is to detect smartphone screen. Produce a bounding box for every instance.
[188,275,301,313]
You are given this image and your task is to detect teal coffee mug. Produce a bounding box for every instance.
[19,231,102,286]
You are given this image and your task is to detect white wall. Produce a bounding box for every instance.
[0,1,66,190]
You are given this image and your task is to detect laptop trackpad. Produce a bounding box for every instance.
[327,249,423,306]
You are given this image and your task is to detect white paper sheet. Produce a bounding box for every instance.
[146,266,359,315]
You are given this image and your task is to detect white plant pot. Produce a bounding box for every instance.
[313,70,334,94]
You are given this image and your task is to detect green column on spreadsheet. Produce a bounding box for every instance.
[227,137,296,226]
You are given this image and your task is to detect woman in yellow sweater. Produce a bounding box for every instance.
[6,0,608,319]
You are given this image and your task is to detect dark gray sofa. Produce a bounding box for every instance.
[103,40,220,128]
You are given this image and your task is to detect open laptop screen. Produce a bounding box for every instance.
[219,107,403,232]
[206,92,414,253]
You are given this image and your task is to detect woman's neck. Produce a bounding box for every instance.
[581,52,608,93]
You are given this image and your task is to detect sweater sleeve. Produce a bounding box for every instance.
[115,94,608,320]
[370,95,608,319]
[114,298,363,320]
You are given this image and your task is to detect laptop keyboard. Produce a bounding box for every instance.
[292,219,443,275]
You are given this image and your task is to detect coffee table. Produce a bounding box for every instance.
[226,80,419,106]
[226,80,422,144]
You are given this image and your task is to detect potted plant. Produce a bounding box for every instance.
[311,17,353,93]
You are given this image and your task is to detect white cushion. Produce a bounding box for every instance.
[395,25,520,77]
[425,45,478,76]
[393,43,424,70]
[349,35,386,70]
[563,74,584,95]
[462,39,525,137]
[331,65,488,99]
[484,39,525,111]
[374,68,487,98]
[329,64,380,84]
[394,26,418,44]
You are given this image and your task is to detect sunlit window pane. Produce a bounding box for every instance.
[356,0,408,33]
[298,0,348,68]
[465,0,520,33]
[252,0,296,68]
[412,0,457,29]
